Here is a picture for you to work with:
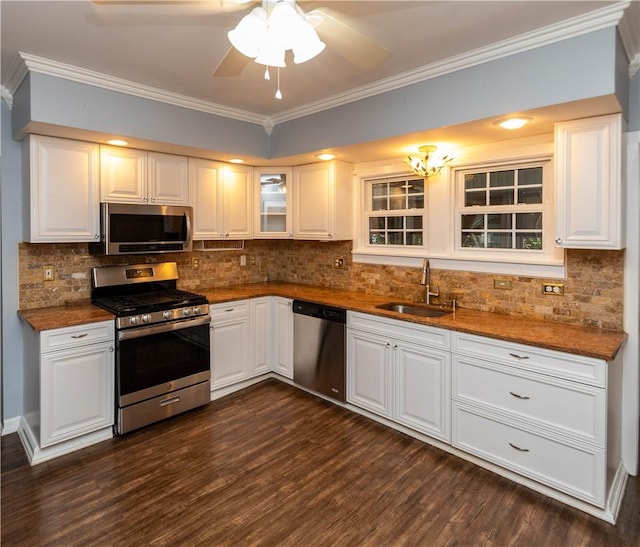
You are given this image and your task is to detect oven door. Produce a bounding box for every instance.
[117,315,211,408]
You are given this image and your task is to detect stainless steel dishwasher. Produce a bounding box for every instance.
[293,300,346,402]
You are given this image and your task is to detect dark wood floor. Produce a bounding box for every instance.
[2,380,639,546]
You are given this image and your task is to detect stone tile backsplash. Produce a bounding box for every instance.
[18,240,624,330]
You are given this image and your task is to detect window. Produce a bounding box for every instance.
[456,162,550,254]
[366,176,425,247]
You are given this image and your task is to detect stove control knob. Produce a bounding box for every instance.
[193,306,201,315]
[183,307,192,317]
[141,314,150,323]
[162,311,171,320]
[130,316,138,325]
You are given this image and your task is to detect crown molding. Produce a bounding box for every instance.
[617,0,640,77]
[16,52,266,125]
[5,1,631,128]
[271,1,630,124]
[1,86,13,110]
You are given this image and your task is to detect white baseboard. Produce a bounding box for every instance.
[1,416,21,435]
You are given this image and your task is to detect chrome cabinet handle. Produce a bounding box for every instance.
[509,442,530,453]
[94,234,99,239]
[393,344,398,350]
[509,353,530,360]
[160,396,180,407]
[509,391,531,400]
[71,333,88,339]
[386,343,391,348]
[225,308,234,312]
[555,237,563,244]
[109,346,114,352]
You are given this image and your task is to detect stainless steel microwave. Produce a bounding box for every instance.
[90,203,193,255]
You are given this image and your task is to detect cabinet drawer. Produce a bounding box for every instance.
[452,332,605,387]
[452,404,605,507]
[210,300,249,320]
[348,311,450,350]
[40,321,114,353]
[453,357,605,445]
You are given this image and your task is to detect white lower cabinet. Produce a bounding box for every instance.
[272,297,293,379]
[347,311,451,442]
[210,300,251,389]
[22,320,115,455]
[451,331,615,509]
[251,298,271,377]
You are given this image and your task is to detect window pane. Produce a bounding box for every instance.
[388,232,403,245]
[407,195,424,209]
[465,173,486,189]
[489,188,514,206]
[406,232,423,246]
[518,187,542,204]
[371,183,388,197]
[461,214,484,229]
[369,217,385,230]
[465,191,486,207]
[389,181,406,195]
[516,233,543,250]
[406,216,423,229]
[487,213,512,229]
[487,232,512,248]
[516,212,542,230]
[387,217,403,229]
[408,180,424,194]
[389,196,406,210]
[519,167,542,186]
[490,170,514,187]
[370,232,386,245]
[462,233,485,248]
[372,197,388,211]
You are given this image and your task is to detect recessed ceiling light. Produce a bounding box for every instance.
[495,117,532,130]
[229,158,245,164]
[317,153,336,161]
[107,139,128,146]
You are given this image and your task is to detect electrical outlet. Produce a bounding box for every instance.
[494,279,512,290]
[250,256,257,266]
[334,257,345,268]
[192,258,200,269]
[240,255,247,267]
[542,282,564,296]
[43,265,54,281]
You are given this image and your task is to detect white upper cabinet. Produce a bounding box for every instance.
[26,135,100,243]
[100,146,189,205]
[189,158,253,240]
[254,168,292,239]
[293,160,353,240]
[554,114,623,249]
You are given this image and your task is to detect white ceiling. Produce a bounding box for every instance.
[0,0,630,164]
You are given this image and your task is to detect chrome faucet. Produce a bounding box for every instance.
[420,258,440,305]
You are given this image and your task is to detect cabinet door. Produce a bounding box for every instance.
[555,114,622,249]
[40,342,114,447]
[272,297,293,378]
[254,168,292,239]
[293,162,332,239]
[100,146,147,203]
[148,152,189,205]
[347,329,392,418]
[28,136,100,242]
[211,316,250,389]
[223,164,253,239]
[251,298,271,377]
[189,158,224,239]
[395,341,451,442]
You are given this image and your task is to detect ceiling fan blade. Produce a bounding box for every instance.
[91,0,252,14]
[309,10,391,72]
[212,47,252,77]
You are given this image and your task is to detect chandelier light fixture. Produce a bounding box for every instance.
[228,0,326,100]
[403,145,453,178]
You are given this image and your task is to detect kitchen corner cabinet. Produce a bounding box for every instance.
[272,297,293,379]
[100,146,189,205]
[293,160,353,240]
[254,168,292,238]
[210,300,251,389]
[554,113,623,249]
[251,298,271,376]
[189,158,253,240]
[25,135,100,243]
[347,312,451,442]
[22,320,115,451]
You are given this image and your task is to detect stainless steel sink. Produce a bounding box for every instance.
[375,302,453,318]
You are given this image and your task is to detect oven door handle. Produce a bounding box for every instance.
[118,315,211,341]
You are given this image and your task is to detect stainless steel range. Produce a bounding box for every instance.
[92,262,210,434]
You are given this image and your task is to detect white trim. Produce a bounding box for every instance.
[1,416,20,435]
[618,0,640,74]
[4,2,629,127]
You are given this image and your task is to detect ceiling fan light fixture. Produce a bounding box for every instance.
[227,6,267,58]
[255,40,286,67]
[404,145,453,178]
[292,20,326,64]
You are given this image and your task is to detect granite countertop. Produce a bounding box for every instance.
[18,281,626,361]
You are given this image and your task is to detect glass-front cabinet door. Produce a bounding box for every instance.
[254,168,292,238]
